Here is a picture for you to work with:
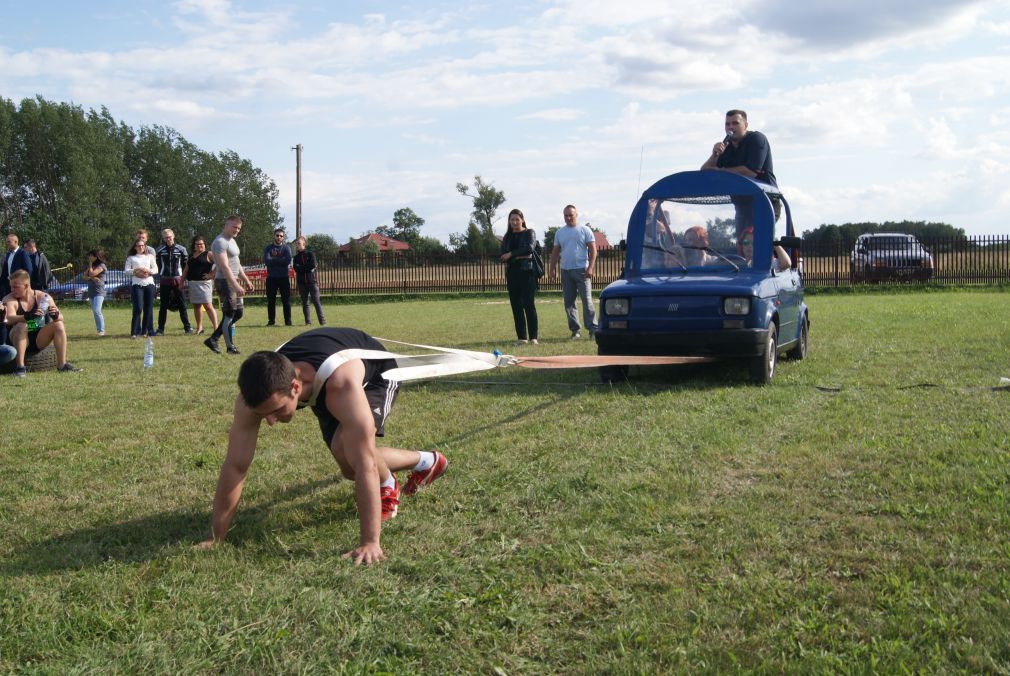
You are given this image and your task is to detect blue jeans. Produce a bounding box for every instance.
[91,295,105,333]
[560,268,597,334]
[0,344,15,367]
[131,284,155,336]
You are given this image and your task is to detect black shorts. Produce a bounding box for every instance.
[313,378,399,449]
[26,328,41,354]
[214,279,243,314]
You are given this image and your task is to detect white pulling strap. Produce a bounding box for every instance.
[300,345,511,407]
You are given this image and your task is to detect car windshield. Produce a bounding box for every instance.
[640,197,765,272]
[865,236,915,249]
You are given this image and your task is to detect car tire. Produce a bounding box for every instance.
[786,315,808,360]
[599,365,629,384]
[749,323,777,385]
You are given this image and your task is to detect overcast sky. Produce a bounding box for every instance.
[3,0,1009,242]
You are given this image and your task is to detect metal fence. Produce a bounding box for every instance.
[48,236,1010,296]
[797,235,1010,288]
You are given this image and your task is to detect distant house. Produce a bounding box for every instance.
[338,233,411,259]
[592,230,612,251]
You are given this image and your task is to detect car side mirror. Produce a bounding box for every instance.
[776,236,802,249]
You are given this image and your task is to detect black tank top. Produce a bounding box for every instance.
[277,327,394,393]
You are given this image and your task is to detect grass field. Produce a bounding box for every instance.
[2,291,1009,672]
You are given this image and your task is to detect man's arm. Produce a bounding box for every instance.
[701,141,724,170]
[718,164,758,178]
[585,236,597,279]
[325,360,386,565]
[197,396,262,547]
[548,244,561,280]
[20,250,33,278]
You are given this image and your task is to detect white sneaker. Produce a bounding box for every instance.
[530,339,538,345]
[514,339,528,346]
[570,331,581,340]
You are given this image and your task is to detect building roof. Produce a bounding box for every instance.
[338,233,411,252]
[593,230,612,250]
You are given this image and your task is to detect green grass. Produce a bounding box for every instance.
[2,291,1009,672]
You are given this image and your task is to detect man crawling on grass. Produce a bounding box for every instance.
[197,327,448,565]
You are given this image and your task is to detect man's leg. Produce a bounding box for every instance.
[157,284,169,332]
[9,323,27,367]
[279,279,292,325]
[265,278,277,324]
[310,284,325,324]
[35,321,68,365]
[560,269,580,334]
[577,275,597,333]
[298,283,311,324]
[176,287,192,331]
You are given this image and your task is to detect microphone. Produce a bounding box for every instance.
[723,132,734,145]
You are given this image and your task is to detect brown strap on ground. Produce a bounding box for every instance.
[513,355,714,369]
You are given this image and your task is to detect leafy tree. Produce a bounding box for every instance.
[0,95,282,264]
[801,221,966,247]
[543,226,559,252]
[305,233,339,265]
[706,217,736,250]
[450,221,499,255]
[452,175,505,254]
[376,207,426,245]
[410,235,450,258]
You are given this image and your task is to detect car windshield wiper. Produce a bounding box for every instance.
[641,244,687,272]
[682,245,740,272]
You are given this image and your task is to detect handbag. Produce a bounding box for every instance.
[532,242,546,278]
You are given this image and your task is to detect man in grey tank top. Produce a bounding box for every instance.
[205,215,253,355]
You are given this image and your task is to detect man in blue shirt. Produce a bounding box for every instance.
[548,205,598,339]
[263,228,293,326]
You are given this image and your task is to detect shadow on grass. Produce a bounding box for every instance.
[3,476,348,576]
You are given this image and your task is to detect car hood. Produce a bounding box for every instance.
[603,272,781,298]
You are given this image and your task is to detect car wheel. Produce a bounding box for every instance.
[749,323,777,385]
[599,365,629,384]
[786,315,808,360]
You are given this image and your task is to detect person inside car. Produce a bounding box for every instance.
[737,227,791,271]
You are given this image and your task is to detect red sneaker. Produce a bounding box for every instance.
[402,451,448,496]
[380,476,400,521]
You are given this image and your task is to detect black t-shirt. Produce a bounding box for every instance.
[718,130,776,186]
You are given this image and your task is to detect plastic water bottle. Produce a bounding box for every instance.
[144,337,154,368]
[38,293,49,315]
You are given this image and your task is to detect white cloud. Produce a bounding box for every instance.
[519,108,584,121]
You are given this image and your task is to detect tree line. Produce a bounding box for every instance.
[0,96,282,265]
[800,221,966,247]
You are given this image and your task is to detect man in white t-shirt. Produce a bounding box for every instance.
[548,204,598,339]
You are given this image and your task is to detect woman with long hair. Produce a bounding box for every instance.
[83,248,107,335]
[183,235,218,335]
[499,208,539,345]
[125,238,158,338]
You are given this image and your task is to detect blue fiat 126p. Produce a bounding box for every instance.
[596,170,808,384]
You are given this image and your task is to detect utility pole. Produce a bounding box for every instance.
[292,144,303,239]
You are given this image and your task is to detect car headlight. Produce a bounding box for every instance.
[723,297,750,316]
[604,298,630,316]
